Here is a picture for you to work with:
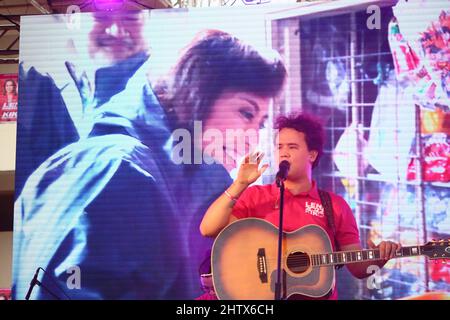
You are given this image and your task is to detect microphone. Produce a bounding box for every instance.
[25,267,40,300]
[276,160,290,185]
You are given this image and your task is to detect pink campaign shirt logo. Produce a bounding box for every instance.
[305,202,325,218]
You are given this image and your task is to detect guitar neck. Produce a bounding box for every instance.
[311,245,424,267]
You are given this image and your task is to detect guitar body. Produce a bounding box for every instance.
[212,218,335,300]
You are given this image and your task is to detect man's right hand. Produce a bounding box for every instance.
[235,151,269,186]
[200,151,269,238]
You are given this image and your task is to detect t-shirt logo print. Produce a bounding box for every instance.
[305,202,324,218]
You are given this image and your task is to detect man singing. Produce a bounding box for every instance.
[200,112,401,299]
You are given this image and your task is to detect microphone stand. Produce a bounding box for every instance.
[25,268,63,300]
[274,177,285,300]
[26,280,62,300]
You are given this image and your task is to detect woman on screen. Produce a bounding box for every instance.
[154,29,287,298]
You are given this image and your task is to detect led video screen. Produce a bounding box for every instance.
[13,2,449,300]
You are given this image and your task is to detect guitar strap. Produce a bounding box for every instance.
[318,189,343,269]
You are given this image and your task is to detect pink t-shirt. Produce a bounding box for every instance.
[231,181,361,300]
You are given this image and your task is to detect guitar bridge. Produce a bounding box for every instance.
[257,248,268,283]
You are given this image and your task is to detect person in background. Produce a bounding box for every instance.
[12,56,184,300]
[12,11,188,300]
[16,10,151,196]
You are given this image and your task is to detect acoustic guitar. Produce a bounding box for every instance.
[211,218,450,300]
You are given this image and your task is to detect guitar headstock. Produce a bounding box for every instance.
[422,239,450,261]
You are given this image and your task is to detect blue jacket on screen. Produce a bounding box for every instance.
[12,62,188,299]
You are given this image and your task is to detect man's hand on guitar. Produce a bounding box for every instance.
[236,151,268,186]
[368,239,402,260]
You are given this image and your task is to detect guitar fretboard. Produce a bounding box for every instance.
[310,246,423,267]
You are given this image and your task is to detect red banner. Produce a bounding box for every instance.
[0,288,11,300]
[0,74,18,123]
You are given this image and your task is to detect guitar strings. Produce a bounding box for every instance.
[238,249,386,267]
[262,252,383,266]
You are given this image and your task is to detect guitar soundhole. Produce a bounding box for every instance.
[286,251,310,274]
